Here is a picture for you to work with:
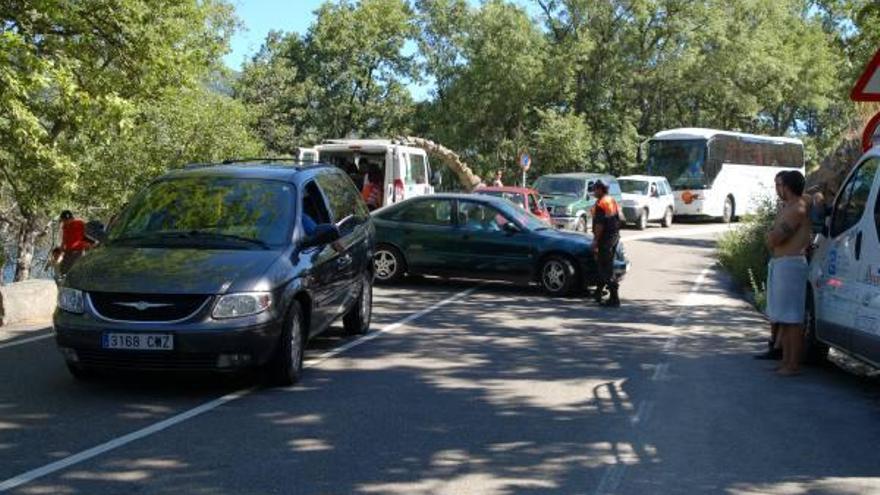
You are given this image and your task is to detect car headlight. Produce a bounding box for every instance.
[212,292,272,319]
[58,288,84,314]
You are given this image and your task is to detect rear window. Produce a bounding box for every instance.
[406,154,428,185]
[477,191,526,209]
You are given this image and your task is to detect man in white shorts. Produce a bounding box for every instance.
[765,171,812,376]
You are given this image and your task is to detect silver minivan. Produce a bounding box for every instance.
[806,147,880,367]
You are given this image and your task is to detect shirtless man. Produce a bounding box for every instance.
[765,171,812,376]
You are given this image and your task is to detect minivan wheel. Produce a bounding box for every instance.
[67,363,96,381]
[267,301,305,386]
[637,209,649,230]
[661,207,674,228]
[540,255,578,296]
[343,274,373,336]
[803,291,829,365]
[374,246,405,283]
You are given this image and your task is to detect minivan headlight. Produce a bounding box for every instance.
[212,292,272,319]
[58,288,84,314]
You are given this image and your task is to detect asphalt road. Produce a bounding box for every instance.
[1,223,879,495]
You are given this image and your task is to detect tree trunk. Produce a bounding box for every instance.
[13,218,39,282]
[398,136,482,191]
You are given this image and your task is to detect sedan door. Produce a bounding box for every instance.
[454,200,534,280]
[392,198,457,274]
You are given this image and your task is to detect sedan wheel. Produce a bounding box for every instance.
[374,247,404,283]
[540,256,577,296]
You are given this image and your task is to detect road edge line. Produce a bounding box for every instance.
[0,285,479,492]
[0,333,54,350]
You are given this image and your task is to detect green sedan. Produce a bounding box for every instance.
[371,194,629,296]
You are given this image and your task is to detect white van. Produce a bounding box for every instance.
[807,147,880,367]
[315,139,437,208]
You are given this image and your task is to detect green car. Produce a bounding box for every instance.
[533,173,623,232]
[371,194,629,296]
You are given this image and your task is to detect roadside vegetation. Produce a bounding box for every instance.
[717,206,776,310]
[2,0,880,281]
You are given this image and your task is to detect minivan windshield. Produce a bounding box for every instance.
[619,179,650,195]
[534,177,585,198]
[110,177,295,248]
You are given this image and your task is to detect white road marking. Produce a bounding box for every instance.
[0,286,479,492]
[593,264,714,495]
[624,224,733,243]
[0,333,53,350]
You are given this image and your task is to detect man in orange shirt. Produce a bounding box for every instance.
[591,181,621,307]
[361,166,384,211]
[57,210,92,279]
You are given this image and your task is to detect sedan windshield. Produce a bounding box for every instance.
[490,199,549,231]
[110,177,295,248]
[619,180,649,195]
[534,177,584,198]
[647,139,708,190]
[477,191,526,209]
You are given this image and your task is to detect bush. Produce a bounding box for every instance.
[717,203,776,309]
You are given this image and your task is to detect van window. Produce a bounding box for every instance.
[406,154,428,185]
[315,172,363,224]
[302,181,331,226]
[832,158,880,237]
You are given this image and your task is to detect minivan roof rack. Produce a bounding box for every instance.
[183,158,321,169]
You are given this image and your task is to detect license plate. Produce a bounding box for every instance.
[102,333,173,351]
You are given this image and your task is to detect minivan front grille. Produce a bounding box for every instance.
[76,349,218,371]
[89,292,211,322]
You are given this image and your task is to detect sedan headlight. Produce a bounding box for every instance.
[58,288,84,314]
[212,292,272,319]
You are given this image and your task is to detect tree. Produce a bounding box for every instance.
[0,0,237,280]
[75,87,264,217]
[236,0,418,151]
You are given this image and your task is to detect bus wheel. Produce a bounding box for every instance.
[722,196,735,224]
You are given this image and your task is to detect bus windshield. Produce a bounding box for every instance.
[647,139,708,190]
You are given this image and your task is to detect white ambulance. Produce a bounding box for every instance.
[315,139,438,207]
[807,146,880,367]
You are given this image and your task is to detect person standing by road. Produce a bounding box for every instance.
[56,210,93,279]
[755,171,789,361]
[591,180,621,307]
[765,171,811,376]
[492,170,504,187]
[361,165,384,211]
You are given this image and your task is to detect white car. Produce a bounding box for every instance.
[618,175,675,229]
[806,146,880,368]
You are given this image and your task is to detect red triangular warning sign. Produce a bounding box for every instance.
[852,47,880,101]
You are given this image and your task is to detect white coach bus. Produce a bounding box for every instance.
[645,128,805,222]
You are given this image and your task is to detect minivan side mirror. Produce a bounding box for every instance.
[302,224,341,248]
[430,170,442,187]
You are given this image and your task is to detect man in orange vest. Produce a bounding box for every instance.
[591,180,621,307]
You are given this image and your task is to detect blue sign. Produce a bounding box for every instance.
[519,153,531,169]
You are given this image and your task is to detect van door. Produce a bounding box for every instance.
[315,171,369,316]
[300,181,338,332]
[817,157,880,352]
[848,159,880,364]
